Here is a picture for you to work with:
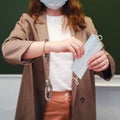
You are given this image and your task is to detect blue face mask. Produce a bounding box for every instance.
[40,0,68,10]
[72,34,103,80]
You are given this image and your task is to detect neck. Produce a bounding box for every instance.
[45,7,63,16]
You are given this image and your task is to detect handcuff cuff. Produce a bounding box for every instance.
[45,79,53,101]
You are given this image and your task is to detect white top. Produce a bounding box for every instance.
[46,15,73,91]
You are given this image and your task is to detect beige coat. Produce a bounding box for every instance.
[2,13,115,120]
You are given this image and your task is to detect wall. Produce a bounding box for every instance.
[0,75,120,120]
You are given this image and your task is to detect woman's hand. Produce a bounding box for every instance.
[46,37,84,58]
[88,50,109,72]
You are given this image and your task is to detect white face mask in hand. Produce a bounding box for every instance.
[40,0,68,10]
[71,34,103,80]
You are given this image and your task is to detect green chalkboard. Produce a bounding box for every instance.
[0,0,29,74]
[80,0,119,74]
[0,0,119,74]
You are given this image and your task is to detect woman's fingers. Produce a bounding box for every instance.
[71,40,84,58]
[68,45,77,58]
[88,51,109,72]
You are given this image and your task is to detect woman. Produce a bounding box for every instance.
[2,0,115,120]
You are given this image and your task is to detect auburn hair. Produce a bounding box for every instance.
[29,0,86,32]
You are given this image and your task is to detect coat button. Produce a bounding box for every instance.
[80,97,85,103]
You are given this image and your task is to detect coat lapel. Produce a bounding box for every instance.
[35,14,49,42]
[35,14,50,80]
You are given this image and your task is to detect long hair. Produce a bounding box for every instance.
[29,0,86,32]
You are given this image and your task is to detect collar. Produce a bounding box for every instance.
[35,13,46,24]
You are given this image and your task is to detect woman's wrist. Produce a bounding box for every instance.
[43,41,47,54]
[44,41,61,53]
[43,41,51,54]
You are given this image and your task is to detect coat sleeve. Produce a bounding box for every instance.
[2,13,37,65]
[85,17,115,80]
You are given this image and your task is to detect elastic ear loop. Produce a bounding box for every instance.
[97,35,103,40]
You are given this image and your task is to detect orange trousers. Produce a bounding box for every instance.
[44,91,72,120]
